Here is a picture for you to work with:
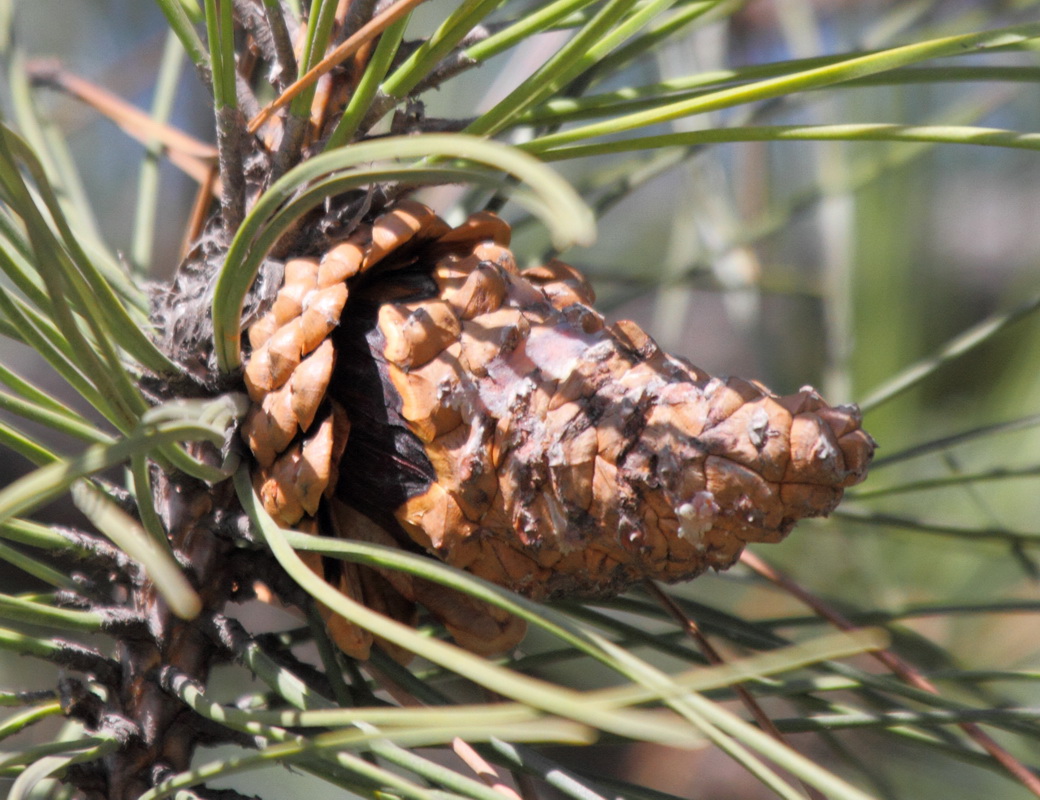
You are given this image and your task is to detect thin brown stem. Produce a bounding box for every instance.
[181,165,219,258]
[269,112,309,185]
[27,60,217,192]
[233,0,294,92]
[248,0,429,132]
[339,0,379,44]
[411,50,478,95]
[740,550,1040,799]
[25,60,218,161]
[215,105,247,236]
[363,660,522,800]
[263,0,300,89]
[452,737,524,800]
[234,70,263,121]
[645,580,826,800]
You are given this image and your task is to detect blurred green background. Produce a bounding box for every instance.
[4,0,1040,797]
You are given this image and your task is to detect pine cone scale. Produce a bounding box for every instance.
[240,201,875,653]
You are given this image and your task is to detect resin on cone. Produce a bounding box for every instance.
[241,201,875,657]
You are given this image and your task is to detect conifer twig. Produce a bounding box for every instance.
[24,61,218,165]
[645,580,827,800]
[741,550,1040,799]
[248,0,430,132]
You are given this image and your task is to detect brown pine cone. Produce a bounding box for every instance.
[240,201,875,658]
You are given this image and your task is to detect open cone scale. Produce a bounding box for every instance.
[241,201,875,658]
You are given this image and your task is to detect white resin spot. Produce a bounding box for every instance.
[704,377,724,398]
[676,491,719,544]
[813,434,838,463]
[747,406,770,448]
[523,323,593,381]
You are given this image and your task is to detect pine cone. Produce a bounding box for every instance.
[240,201,875,658]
